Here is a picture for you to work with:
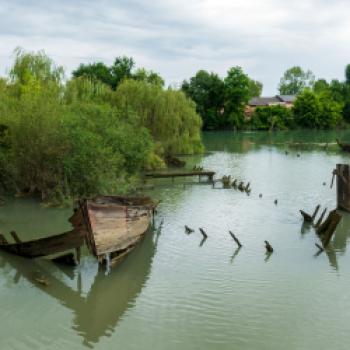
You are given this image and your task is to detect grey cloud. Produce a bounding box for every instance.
[0,0,349,94]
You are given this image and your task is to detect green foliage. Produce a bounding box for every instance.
[114,79,203,157]
[313,79,329,94]
[248,79,263,98]
[133,68,164,87]
[250,105,293,130]
[224,67,251,129]
[279,66,315,95]
[0,49,203,203]
[181,70,225,130]
[293,89,342,128]
[293,90,320,127]
[346,64,350,85]
[72,62,114,88]
[72,56,164,91]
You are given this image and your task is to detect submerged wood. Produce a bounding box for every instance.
[265,240,273,253]
[314,208,327,229]
[185,225,194,234]
[0,229,85,258]
[229,231,242,247]
[322,212,342,247]
[199,228,208,239]
[300,205,320,223]
[316,209,342,247]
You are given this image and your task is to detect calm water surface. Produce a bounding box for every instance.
[1,130,350,349]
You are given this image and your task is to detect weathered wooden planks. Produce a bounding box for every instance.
[0,230,86,258]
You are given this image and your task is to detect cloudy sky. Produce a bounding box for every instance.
[0,0,350,94]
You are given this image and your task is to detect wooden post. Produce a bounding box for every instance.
[10,231,21,244]
[335,164,350,212]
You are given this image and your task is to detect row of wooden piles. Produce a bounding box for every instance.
[213,175,251,194]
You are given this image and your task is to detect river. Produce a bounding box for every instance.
[1,130,350,349]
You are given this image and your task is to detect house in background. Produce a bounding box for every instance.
[245,95,296,119]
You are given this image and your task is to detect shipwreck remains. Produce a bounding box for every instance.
[0,196,157,269]
[332,164,350,212]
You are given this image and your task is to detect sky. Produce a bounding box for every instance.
[0,0,350,94]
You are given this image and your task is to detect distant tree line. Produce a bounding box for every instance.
[181,65,350,131]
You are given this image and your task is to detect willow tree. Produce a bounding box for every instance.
[114,79,203,157]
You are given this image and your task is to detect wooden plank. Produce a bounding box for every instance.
[0,230,86,258]
[145,171,215,179]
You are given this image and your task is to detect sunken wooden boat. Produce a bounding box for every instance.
[336,139,350,152]
[0,195,157,268]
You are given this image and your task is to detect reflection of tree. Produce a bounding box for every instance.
[0,226,159,348]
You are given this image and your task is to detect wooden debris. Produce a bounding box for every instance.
[300,204,320,223]
[185,225,194,234]
[300,210,312,222]
[10,231,21,244]
[222,175,231,189]
[318,210,342,247]
[238,182,245,192]
[229,231,242,247]
[315,243,324,252]
[314,208,327,229]
[199,228,208,239]
[264,240,274,253]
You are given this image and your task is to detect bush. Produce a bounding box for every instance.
[250,105,293,130]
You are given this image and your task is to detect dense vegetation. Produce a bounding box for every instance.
[182,64,350,131]
[181,68,262,130]
[0,49,202,204]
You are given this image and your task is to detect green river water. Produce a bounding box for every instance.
[1,130,350,349]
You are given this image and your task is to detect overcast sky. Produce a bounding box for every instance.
[1,0,350,94]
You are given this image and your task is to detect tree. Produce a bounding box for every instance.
[181,70,225,130]
[224,66,251,128]
[133,68,164,87]
[110,56,135,88]
[313,79,329,94]
[72,62,114,88]
[278,66,315,95]
[248,79,263,98]
[345,64,350,85]
[250,105,293,130]
[318,92,343,128]
[293,89,320,127]
[114,79,203,157]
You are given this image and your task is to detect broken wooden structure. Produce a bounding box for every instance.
[332,164,350,212]
[0,196,157,269]
[316,210,342,247]
[145,170,215,183]
[300,202,342,249]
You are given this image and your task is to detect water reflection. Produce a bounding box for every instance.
[230,246,242,263]
[0,225,159,348]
